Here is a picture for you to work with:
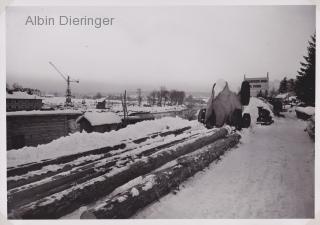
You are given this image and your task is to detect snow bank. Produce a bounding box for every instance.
[7,117,201,168]
[7,109,82,116]
[295,106,315,116]
[275,93,289,99]
[243,97,273,125]
[76,112,121,125]
[112,105,186,114]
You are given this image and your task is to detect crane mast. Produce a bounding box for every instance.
[48,61,79,106]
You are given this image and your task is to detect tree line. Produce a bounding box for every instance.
[6,82,41,96]
[147,87,185,106]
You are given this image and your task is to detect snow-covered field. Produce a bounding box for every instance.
[42,96,186,114]
[133,110,314,218]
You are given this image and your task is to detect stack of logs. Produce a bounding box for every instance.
[7,126,240,219]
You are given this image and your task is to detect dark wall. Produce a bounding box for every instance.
[78,118,120,133]
[7,114,80,150]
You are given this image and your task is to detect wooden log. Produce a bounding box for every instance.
[81,133,241,219]
[7,126,191,178]
[9,128,229,219]
[7,129,196,209]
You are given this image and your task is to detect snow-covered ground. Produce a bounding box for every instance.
[42,96,186,113]
[133,110,314,218]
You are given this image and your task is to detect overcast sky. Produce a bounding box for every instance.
[6,5,315,95]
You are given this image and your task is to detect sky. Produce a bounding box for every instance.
[6,5,315,95]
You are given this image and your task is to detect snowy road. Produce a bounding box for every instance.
[134,112,314,218]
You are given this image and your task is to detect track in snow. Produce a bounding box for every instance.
[133,112,314,218]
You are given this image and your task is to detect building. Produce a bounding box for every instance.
[244,73,269,97]
[76,112,122,133]
[96,99,106,109]
[7,91,43,111]
[7,110,82,150]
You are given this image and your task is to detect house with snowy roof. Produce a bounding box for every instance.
[76,112,122,133]
[6,91,43,111]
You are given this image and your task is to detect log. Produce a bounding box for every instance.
[81,133,241,219]
[7,126,191,177]
[7,129,196,209]
[9,127,229,219]
[7,127,200,209]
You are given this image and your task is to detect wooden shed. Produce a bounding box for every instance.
[76,112,122,133]
[7,110,82,150]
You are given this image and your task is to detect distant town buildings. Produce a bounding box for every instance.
[244,73,269,97]
[6,91,43,111]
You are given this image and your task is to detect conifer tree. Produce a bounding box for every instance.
[295,34,315,106]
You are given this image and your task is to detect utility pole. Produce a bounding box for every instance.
[137,88,142,107]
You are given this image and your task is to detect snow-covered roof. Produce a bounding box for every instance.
[275,93,289,99]
[96,98,106,103]
[288,96,297,101]
[77,112,122,126]
[7,110,82,117]
[295,106,315,116]
[7,91,42,100]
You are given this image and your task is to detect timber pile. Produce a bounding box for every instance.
[7,126,191,177]
[7,126,192,190]
[81,133,241,219]
[7,126,237,219]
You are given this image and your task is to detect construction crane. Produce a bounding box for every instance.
[48,61,79,106]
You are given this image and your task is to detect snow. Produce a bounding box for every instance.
[117,195,127,203]
[275,93,289,99]
[112,104,186,114]
[142,181,154,191]
[243,97,273,126]
[130,187,139,197]
[6,91,42,99]
[76,112,121,126]
[295,106,315,116]
[134,111,314,218]
[6,109,82,117]
[7,117,201,168]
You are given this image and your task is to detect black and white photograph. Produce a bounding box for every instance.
[2,2,317,222]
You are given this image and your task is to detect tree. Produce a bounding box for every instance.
[6,83,14,94]
[177,91,185,105]
[147,90,158,106]
[287,78,295,93]
[279,77,288,93]
[94,92,103,99]
[295,34,315,106]
[264,90,268,98]
[12,82,23,91]
[269,87,278,97]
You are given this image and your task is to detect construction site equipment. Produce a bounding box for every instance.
[48,61,79,106]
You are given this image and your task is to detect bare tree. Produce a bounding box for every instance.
[148,90,158,106]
